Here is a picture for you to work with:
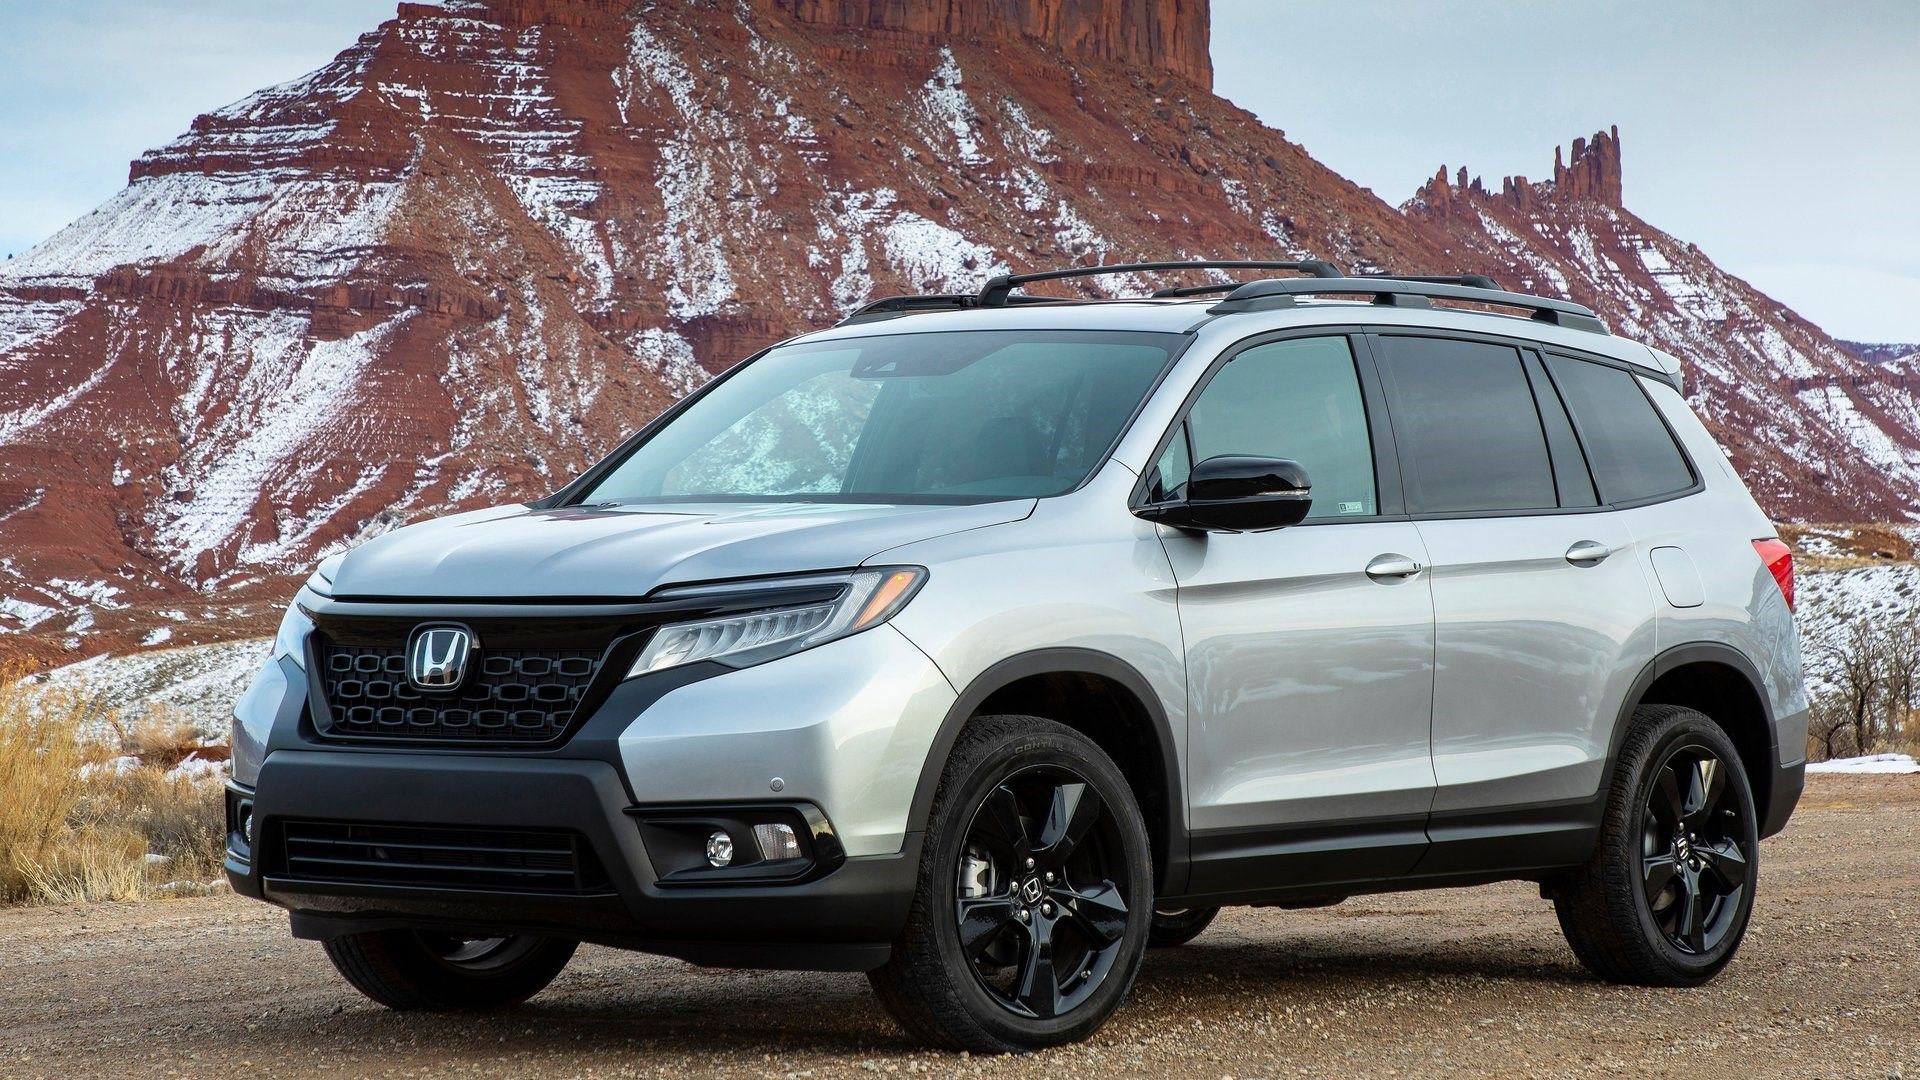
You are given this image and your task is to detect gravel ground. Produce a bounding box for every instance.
[2,774,1915,1079]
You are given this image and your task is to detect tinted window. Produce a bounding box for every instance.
[1545,354,1695,503]
[584,330,1179,503]
[1375,336,1556,513]
[1160,336,1376,519]
[1526,352,1598,507]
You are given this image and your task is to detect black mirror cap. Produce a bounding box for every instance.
[1135,455,1313,532]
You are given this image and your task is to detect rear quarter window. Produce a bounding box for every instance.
[1543,354,1695,504]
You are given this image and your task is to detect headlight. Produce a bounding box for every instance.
[629,567,926,677]
[269,601,314,669]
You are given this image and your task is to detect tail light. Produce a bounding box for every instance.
[1752,538,1794,611]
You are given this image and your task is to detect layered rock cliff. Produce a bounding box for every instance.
[0,0,1913,662]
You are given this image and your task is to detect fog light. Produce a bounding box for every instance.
[753,822,801,861]
[240,805,255,846]
[704,830,734,867]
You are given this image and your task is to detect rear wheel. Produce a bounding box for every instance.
[323,931,577,1010]
[1555,705,1759,986]
[1147,906,1219,948]
[869,715,1153,1052]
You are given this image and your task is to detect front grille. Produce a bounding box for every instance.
[317,643,601,744]
[276,821,610,894]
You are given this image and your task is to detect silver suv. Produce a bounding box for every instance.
[228,262,1807,1051]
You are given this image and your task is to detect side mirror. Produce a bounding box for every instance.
[1136,455,1313,532]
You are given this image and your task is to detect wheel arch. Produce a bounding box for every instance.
[906,648,1188,895]
[1608,642,1785,836]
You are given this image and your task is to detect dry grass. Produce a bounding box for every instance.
[0,665,228,906]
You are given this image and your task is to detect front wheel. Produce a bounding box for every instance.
[1554,705,1759,986]
[323,931,577,1011]
[869,715,1153,1052]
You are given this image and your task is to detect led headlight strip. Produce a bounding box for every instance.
[629,566,926,676]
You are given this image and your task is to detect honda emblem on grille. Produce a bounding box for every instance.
[407,625,475,691]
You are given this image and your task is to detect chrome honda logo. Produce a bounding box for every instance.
[408,626,474,691]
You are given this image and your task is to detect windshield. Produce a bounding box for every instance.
[580,330,1183,504]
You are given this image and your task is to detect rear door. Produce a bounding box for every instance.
[1368,333,1658,872]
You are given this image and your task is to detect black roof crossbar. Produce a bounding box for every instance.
[1207,277,1609,335]
[978,260,1345,307]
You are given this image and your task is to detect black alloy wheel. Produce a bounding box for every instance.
[868,714,1153,1052]
[952,766,1132,1019]
[1554,704,1760,987]
[1639,743,1753,955]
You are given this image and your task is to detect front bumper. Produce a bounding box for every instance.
[226,751,917,971]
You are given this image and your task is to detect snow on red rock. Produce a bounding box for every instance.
[0,0,1914,663]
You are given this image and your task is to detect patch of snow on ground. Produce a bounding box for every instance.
[0,596,57,632]
[34,638,272,741]
[1806,753,1920,774]
[166,754,231,782]
[1796,563,1920,697]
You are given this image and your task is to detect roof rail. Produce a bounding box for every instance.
[1360,272,1503,291]
[839,293,977,326]
[978,260,1345,307]
[1207,277,1609,335]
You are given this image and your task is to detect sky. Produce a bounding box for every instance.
[1212,0,1920,344]
[1,1,1916,343]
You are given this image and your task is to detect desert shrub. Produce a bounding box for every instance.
[0,668,90,902]
[0,668,229,905]
[1809,615,1920,761]
[73,764,226,883]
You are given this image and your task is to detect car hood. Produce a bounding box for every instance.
[328,500,1035,599]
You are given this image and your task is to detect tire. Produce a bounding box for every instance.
[869,715,1154,1052]
[1147,906,1219,948]
[322,931,578,1011]
[1554,704,1760,986]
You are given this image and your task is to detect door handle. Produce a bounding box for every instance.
[1565,540,1612,565]
[1365,553,1423,581]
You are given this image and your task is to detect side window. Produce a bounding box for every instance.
[1173,336,1377,519]
[1374,336,1556,514]
[1150,423,1192,502]
[1544,354,1695,503]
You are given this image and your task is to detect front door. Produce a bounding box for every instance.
[1151,333,1437,894]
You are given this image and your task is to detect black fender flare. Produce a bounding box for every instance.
[905,647,1190,894]
[1601,641,1792,835]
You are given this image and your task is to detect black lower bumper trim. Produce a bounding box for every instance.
[230,751,917,971]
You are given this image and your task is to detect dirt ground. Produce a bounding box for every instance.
[2,774,1914,1079]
